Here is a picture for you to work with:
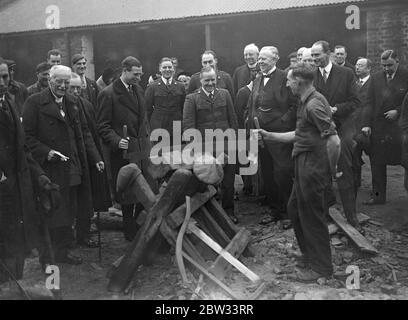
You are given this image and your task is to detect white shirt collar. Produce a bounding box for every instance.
[161,76,173,84]
[359,75,370,85]
[320,61,333,77]
[0,94,5,101]
[50,89,63,104]
[247,63,257,69]
[120,77,131,90]
[263,66,276,76]
[202,87,215,97]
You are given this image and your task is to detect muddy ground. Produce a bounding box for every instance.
[1,155,408,300]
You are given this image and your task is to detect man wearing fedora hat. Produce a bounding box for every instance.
[71,54,99,110]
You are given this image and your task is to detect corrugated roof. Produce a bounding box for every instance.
[0,0,368,34]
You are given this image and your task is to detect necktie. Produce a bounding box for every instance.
[0,97,11,118]
[323,69,328,83]
[209,92,214,100]
[387,74,393,83]
[128,85,134,96]
[56,100,65,118]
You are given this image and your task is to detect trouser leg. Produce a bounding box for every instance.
[76,187,92,242]
[259,147,281,212]
[287,184,308,258]
[221,163,236,212]
[336,137,359,226]
[122,204,137,241]
[294,152,333,276]
[370,160,387,203]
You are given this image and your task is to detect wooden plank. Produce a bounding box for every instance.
[329,208,378,254]
[200,206,231,247]
[206,196,255,258]
[166,188,217,229]
[208,228,251,281]
[188,222,260,283]
[182,252,245,300]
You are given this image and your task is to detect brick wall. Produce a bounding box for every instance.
[367,3,408,71]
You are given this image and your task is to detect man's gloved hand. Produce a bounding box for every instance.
[38,175,61,215]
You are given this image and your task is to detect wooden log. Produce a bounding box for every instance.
[329,208,378,255]
[108,169,198,293]
[166,187,217,229]
[208,228,251,281]
[188,222,261,283]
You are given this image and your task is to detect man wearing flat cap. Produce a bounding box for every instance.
[71,54,99,110]
[27,62,51,97]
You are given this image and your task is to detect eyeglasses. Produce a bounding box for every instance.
[381,63,394,68]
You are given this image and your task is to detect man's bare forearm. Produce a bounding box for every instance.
[262,131,295,143]
[326,134,341,176]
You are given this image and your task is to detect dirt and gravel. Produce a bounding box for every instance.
[1,155,408,300]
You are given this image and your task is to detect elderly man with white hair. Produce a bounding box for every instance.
[232,43,260,95]
[297,47,308,63]
[23,65,102,267]
[246,46,297,228]
[301,48,315,67]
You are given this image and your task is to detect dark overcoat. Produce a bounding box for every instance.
[363,66,408,165]
[78,97,111,211]
[97,79,152,199]
[23,88,101,228]
[0,95,44,255]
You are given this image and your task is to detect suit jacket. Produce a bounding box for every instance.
[232,64,259,95]
[234,85,251,129]
[246,69,297,133]
[97,79,151,199]
[354,76,372,130]
[145,78,186,133]
[23,88,101,228]
[0,94,44,253]
[363,66,408,164]
[187,70,234,101]
[314,64,360,131]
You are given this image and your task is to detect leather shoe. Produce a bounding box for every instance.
[259,214,279,225]
[56,252,83,265]
[77,238,99,248]
[281,219,292,230]
[363,198,385,206]
[294,268,329,283]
